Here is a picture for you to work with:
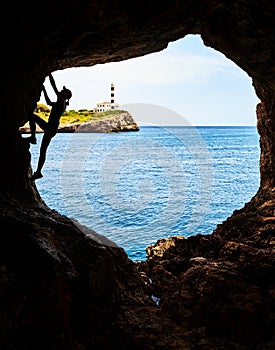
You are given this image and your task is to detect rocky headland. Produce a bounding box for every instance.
[1,1,275,349]
[20,111,140,133]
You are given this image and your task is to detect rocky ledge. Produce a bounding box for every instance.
[1,188,274,350]
[137,192,275,349]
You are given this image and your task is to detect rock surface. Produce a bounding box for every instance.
[138,194,275,348]
[1,1,275,349]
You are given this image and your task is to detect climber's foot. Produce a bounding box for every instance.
[31,171,43,181]
[26,136,37,144]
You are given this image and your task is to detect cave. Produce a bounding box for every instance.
[1,1,274,349]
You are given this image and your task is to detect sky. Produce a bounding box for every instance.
[40,34,260,126]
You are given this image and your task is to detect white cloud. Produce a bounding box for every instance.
[56,49,238,87]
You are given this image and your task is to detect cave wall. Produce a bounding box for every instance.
[0,2,274,349]
[1,0,275,199]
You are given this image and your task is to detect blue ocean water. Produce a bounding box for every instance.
[30,126,260,261]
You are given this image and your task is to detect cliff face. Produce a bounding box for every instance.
[1,1,275,349]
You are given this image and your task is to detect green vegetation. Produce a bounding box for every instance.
[35,104,127,125]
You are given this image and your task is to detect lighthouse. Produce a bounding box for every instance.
[92,83,119,112]
[111,82,115,109]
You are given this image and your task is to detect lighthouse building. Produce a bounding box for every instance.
[92,83,119,113]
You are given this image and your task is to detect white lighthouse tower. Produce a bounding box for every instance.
[111,82,115,109]
[92,82,119,113]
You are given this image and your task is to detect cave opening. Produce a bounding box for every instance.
[28,35,261,261]
[2,3,275,348]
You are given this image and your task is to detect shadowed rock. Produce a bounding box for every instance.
[1,1,275,349]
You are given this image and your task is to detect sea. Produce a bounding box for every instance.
[30,126,260,261]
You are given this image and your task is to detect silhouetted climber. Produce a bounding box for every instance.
[28,73,72,180]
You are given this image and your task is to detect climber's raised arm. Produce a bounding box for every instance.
[42,85,54,106]
[48,72,59,96]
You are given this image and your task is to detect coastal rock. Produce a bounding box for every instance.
[138,196,275,347]
[71,111,140,133]
[1,1,275,349]
[20,111,140,134]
